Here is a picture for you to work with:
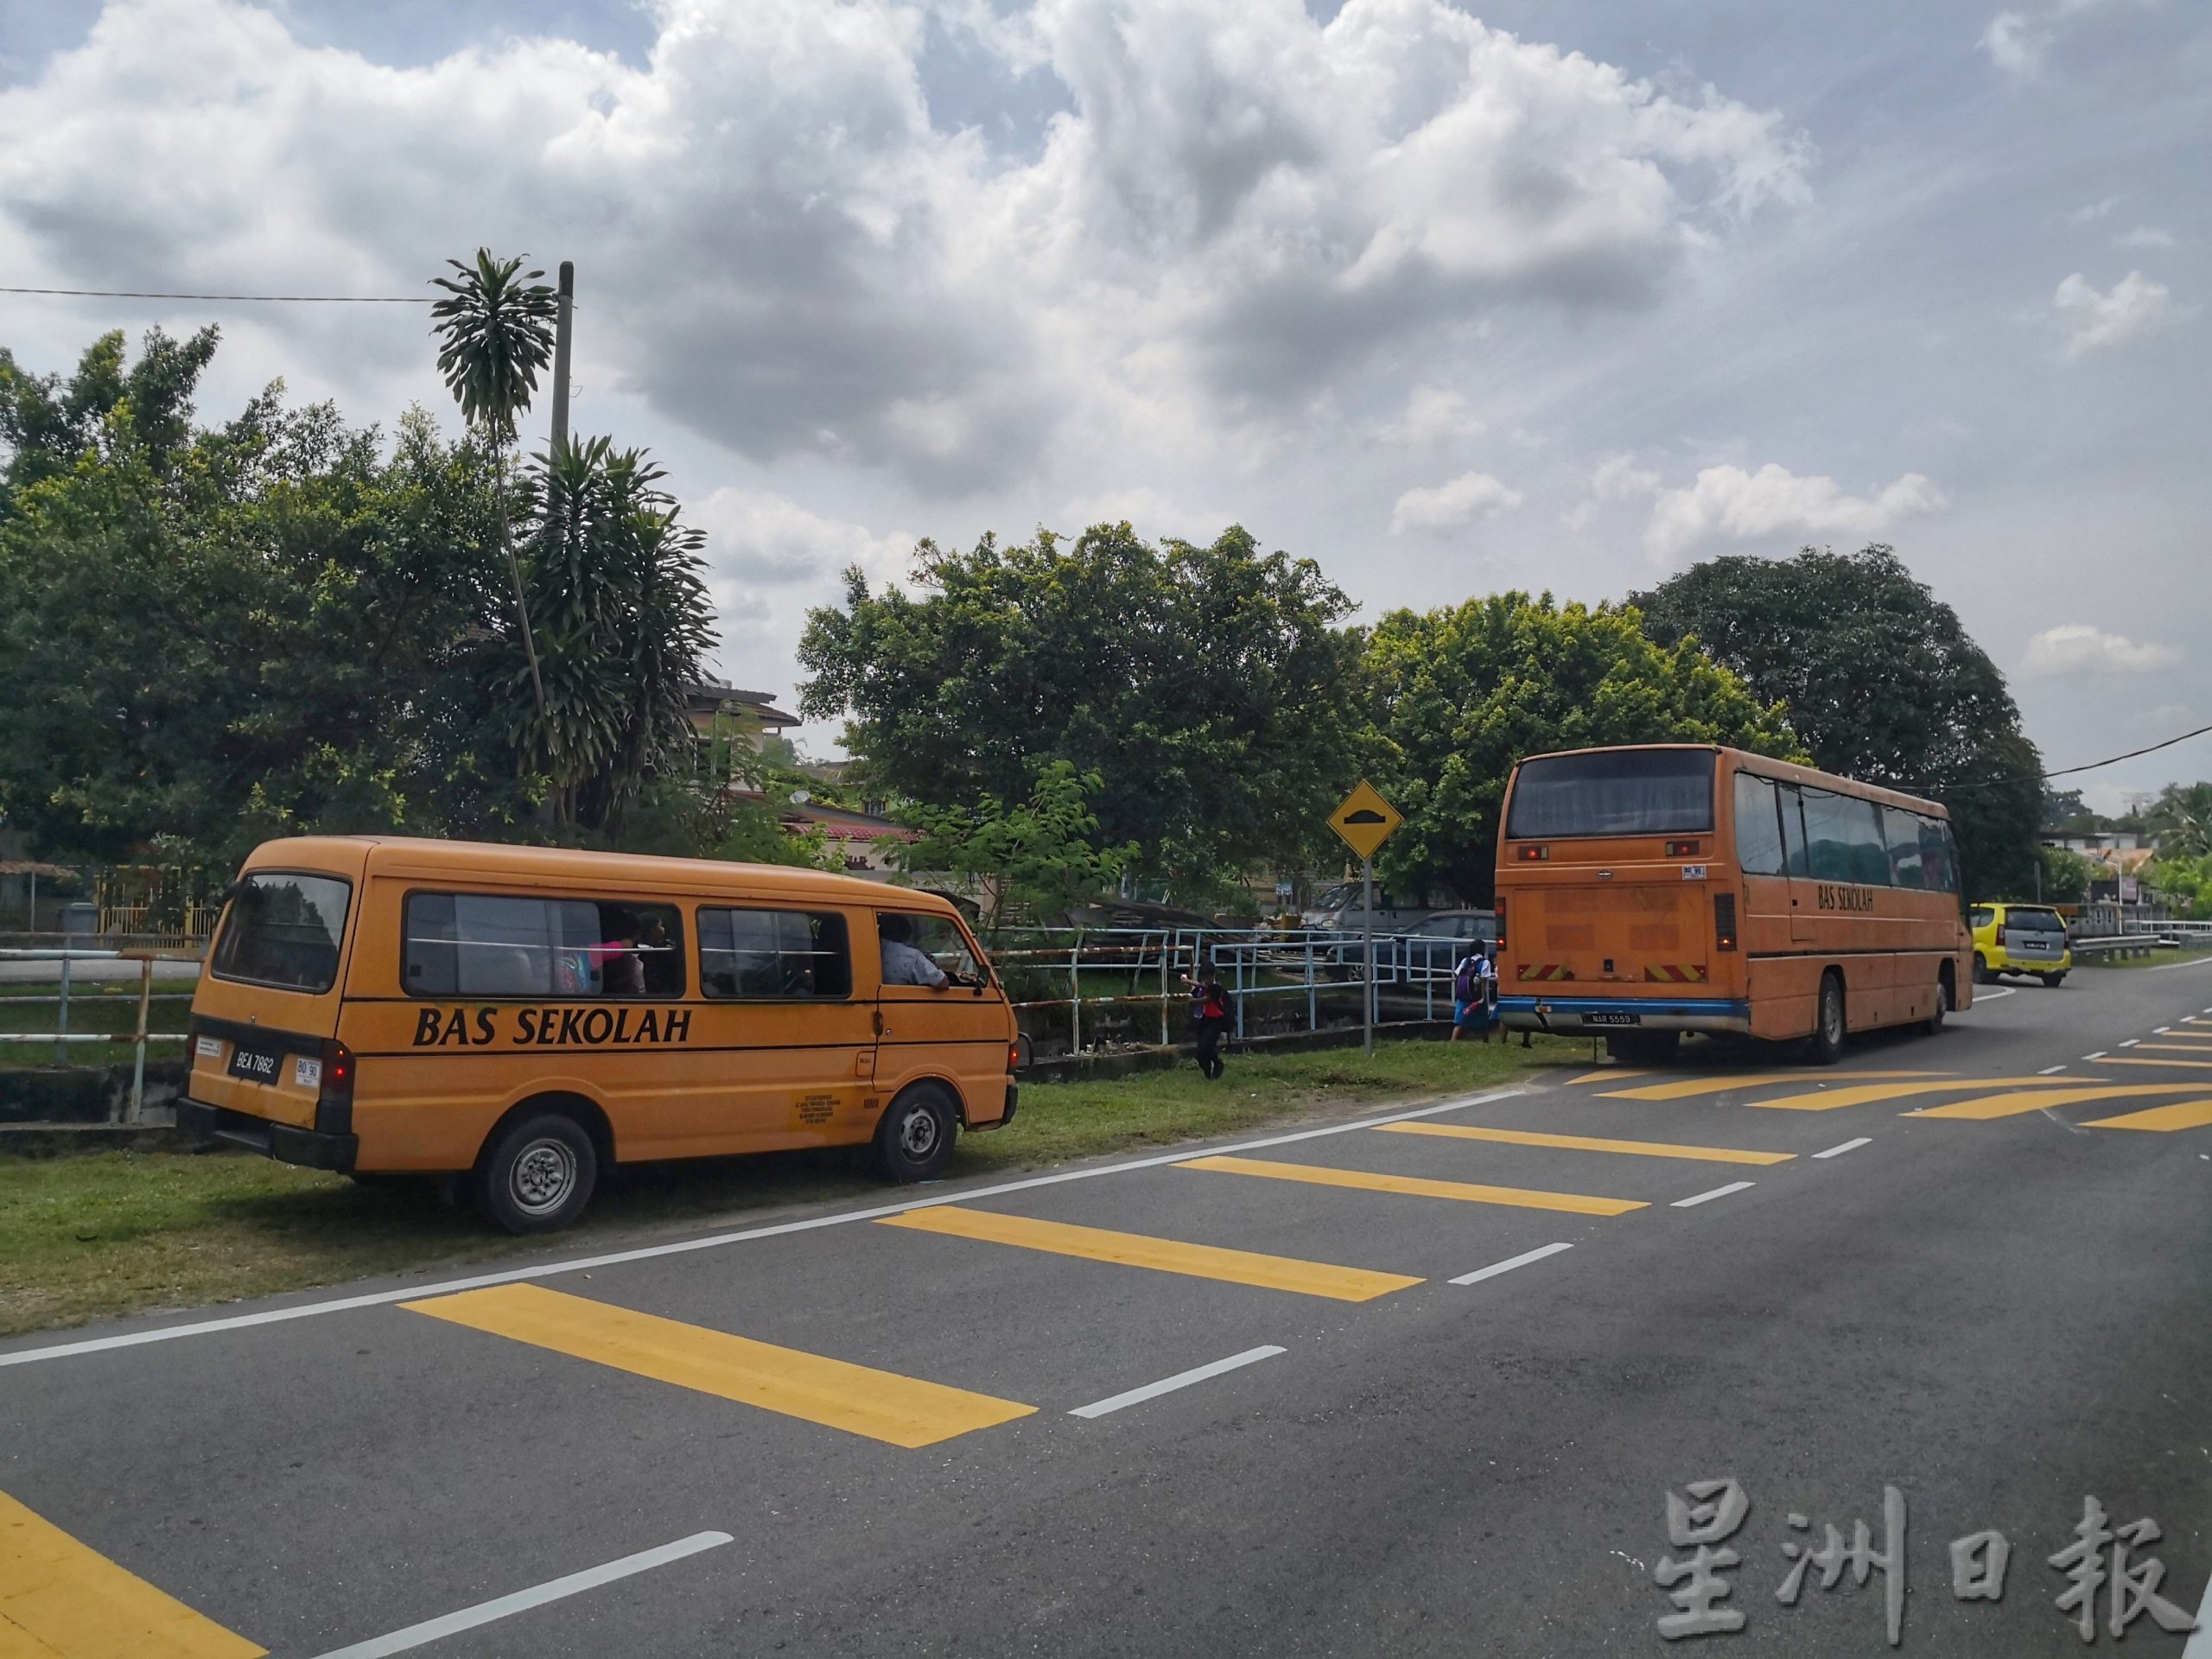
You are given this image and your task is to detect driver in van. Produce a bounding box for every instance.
[879,912,949,988]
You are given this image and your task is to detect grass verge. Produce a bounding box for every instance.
[2081,947,2209,971]
[0,1032,1580,1338]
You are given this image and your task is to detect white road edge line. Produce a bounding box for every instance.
[2148,954,2212,969]
[2037,1065,2068,1076]
[1449,1242,1574,1287]
[308,1530,732,1659]
[0,1087,1528,1370]
[1673,1181,1756,1209]
[2182,1548,2212,1659]
[1811,1138,1871,1160]
[1069,1345,1285,1419]
[1975,987,2017,1001]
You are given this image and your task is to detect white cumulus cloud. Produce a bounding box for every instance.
[2018,624,2181,677]
[1643,462,1946,560]
[2113,226,2176,251]
[1389,471,1523,533]
[1592,454,1663,499]
[2053,270,2178,356]
[1376,385,1484,448]
[1980,11,2048,76]
[691,488,913,588]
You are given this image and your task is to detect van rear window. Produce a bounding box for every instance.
[210,873,352,994]
[1505,750,1717,840]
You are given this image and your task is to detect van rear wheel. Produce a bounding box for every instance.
[874,1084,957,1184]
[474,1111,598,1234]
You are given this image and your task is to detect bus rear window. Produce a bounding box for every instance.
[210,873,352,993]
[1505,751,1717,840]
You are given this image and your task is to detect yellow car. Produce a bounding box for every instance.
[1968,902,2071,987]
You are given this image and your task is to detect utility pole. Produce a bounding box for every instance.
[550,260,575,454]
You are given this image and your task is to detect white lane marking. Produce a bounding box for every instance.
[1673,1181,1756,1209]
[1975,987,2017,1001]
[1812,1138,1871,1160]
[1069,1345,1285,1419]
[308,1531,732,1659]
[2084,1052,2107,1061]
[2154,1027,2171,1034]
[0,1087,1526,1370]
[1449,1242,1574,1286]
[2148,954,2212,969]
[2120,1039,2140,1047]
[2038,1065,2069,1076]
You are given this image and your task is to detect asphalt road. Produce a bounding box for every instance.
[6,961,2211,1657]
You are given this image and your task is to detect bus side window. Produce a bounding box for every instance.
[1883,807,1928,889]
[1775,783,1811,878]
[1733,772,1786,874]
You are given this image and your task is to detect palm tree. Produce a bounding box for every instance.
[429,249,556,727]
[2146,782,2212,859]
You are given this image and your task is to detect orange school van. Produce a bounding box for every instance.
[180,837,1020,1232]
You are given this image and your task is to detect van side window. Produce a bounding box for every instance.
[1733,772,1786,875]
[698,908,852,999]
[404,893,685,998]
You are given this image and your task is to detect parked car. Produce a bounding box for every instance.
[1968,901,2071,986]
[1333,907,1497,973]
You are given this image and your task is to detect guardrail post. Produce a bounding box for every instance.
[1159,931,1170,1047]
[130,957,152,1122]
[54,952,71,1066]
[1068,929,1084,1055]
[1306,934,1316,1032]
[1234,938,1246,1040]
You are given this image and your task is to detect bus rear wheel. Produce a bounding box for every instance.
[1922,969,1952,1035]
[474,1110,598,1234]
[1807,972,1846,1065]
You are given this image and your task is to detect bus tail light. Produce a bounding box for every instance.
[1667,840,1702,858]
[316,1038,356,1135]
[1495,897,1507,950]
[1714,893,1738,953]
[1518,845,1549,861]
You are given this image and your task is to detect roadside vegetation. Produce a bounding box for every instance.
[0,1034,1578,1338]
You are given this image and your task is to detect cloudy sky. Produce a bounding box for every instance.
[2,0,2204,810]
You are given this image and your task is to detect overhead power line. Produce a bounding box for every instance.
[2042,719,2212,780]
[2,284,431,302]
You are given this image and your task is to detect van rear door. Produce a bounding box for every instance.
[188,860,361,1129]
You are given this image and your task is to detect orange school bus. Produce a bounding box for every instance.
[1494,746,1971,1065]
[178,838,1020,1231]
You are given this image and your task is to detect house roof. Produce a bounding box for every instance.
[684,678,799,727]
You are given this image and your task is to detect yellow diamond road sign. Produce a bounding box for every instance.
[1329,780,1403,861]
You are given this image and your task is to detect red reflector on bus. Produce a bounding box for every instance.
[1667,840,1701,857]
[1519,845,1548,861]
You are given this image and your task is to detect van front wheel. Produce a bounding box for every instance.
[874,1084,957,1184]
[474,1112,598,1234]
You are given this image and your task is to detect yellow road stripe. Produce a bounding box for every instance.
[1602,1071,1942,1101]
[2095,1055,2212,1069]
[2085,1100,2212,1132]
[1567,1068,1649,1085]
[1908,1084,2212,1121]
[878,1205,1421,1302]
[2129,1042,2212,1052]
[404,1285,1033,1448]
[1179,1154,1647,1215]
[0,1491,264,1659]
[1374,1120,1791,1166]
[1748,1077,2100,1111]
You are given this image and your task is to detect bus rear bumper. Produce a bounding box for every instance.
[176,1096,358,1172]
[1498,995,1752,1036]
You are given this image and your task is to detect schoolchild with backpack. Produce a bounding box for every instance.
[1451,944,1497,1043]
[1183,958,1231,1079]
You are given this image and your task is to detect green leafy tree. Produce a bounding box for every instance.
[2036,844,2102,905]
[429,249,557,725]
[2145,781,2212,859]
[799,522,1363,894]
[1632,545,2044,899]
[1362,593,1800,905]
[2140,853,2212,919]
[893,760,1140,929]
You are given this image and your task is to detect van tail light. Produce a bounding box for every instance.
[1008,1042,1021,1074]
[1714,893,1738,953]
[315,1038,356,1136]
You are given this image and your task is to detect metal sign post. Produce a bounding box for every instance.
[1327,780,1404,1061]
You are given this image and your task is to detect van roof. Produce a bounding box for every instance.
[240,836,958,911]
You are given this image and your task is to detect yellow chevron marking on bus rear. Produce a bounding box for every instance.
[1375,1121,1791,1166]
[879,1205,1421,1301]
[0,1489,264,1658]
[2094,1055,2212,1070]
[404,1285,1033,1447]
[1750,1077,2099,1111]
[1567,1069,1650,1085]
[1602,1071,1942,1101]
[2084,1100,2212,1132]
[1179,1154,1647,1214]
[1907,1084,2212,1121]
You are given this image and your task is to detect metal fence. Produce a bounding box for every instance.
[0,947,200,1121]
[983,925,1473,1056]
